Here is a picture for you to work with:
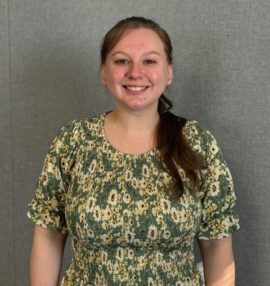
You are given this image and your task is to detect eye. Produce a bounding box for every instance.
[114,59,129,65]
[143,59,157,65]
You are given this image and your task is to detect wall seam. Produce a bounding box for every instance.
[6,0,17,284]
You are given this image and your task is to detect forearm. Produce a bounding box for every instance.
[202,252,235,286]
[30,225,67,286]
[199,236,235,286]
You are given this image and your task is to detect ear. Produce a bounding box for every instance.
[167,65,173,85]
[101,65,106,85]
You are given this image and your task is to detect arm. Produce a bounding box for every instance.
[30,225,68,286]
[198,236,235,286]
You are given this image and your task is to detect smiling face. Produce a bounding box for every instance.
[101,28,173,113]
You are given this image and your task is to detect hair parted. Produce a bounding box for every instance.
[101,16,173,65]
[101,16,205,200]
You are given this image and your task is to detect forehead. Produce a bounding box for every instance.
[110,28,165,54]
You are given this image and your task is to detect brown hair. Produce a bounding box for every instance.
[101,16,205,199]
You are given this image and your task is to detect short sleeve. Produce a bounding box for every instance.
[27,120,81,233]
[184,121,240,240]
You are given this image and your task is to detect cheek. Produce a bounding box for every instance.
[107,69,124,84]
[149,70,169,85]
[146,68,160,81]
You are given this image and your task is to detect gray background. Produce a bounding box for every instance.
[1,0,269,285]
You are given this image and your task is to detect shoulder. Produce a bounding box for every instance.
[58,114,103,139]
[51,114,103,153]
[182,120,213,140]
[182,119,222,163]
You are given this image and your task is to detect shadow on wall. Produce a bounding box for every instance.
[171,32,227,127]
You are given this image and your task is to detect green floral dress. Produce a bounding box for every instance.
[27,113,239,286]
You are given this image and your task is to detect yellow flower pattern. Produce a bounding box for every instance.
[27,114,239,285]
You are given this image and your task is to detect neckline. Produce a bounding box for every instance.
[100,112,158,159]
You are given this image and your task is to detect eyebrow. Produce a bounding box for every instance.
[111,51,162,57]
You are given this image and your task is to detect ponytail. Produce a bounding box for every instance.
[157,95,205,200]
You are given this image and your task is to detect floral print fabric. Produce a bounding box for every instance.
[27,113,239,286]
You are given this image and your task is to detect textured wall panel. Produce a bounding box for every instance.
[0,0,15,285]
[5,0,270,285]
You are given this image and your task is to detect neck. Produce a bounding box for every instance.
[107,107,160,134]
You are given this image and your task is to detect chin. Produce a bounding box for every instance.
[123,102,158,112]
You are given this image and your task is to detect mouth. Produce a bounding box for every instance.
[123,85,150,92]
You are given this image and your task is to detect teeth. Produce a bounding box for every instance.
[125,86,147,91]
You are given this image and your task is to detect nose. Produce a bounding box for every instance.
[127,62,143,79]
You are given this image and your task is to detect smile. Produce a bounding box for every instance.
[123,85,149,92]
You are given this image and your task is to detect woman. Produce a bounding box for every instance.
[28,16,240,285]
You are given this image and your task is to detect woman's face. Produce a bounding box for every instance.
[101,28,173,113]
